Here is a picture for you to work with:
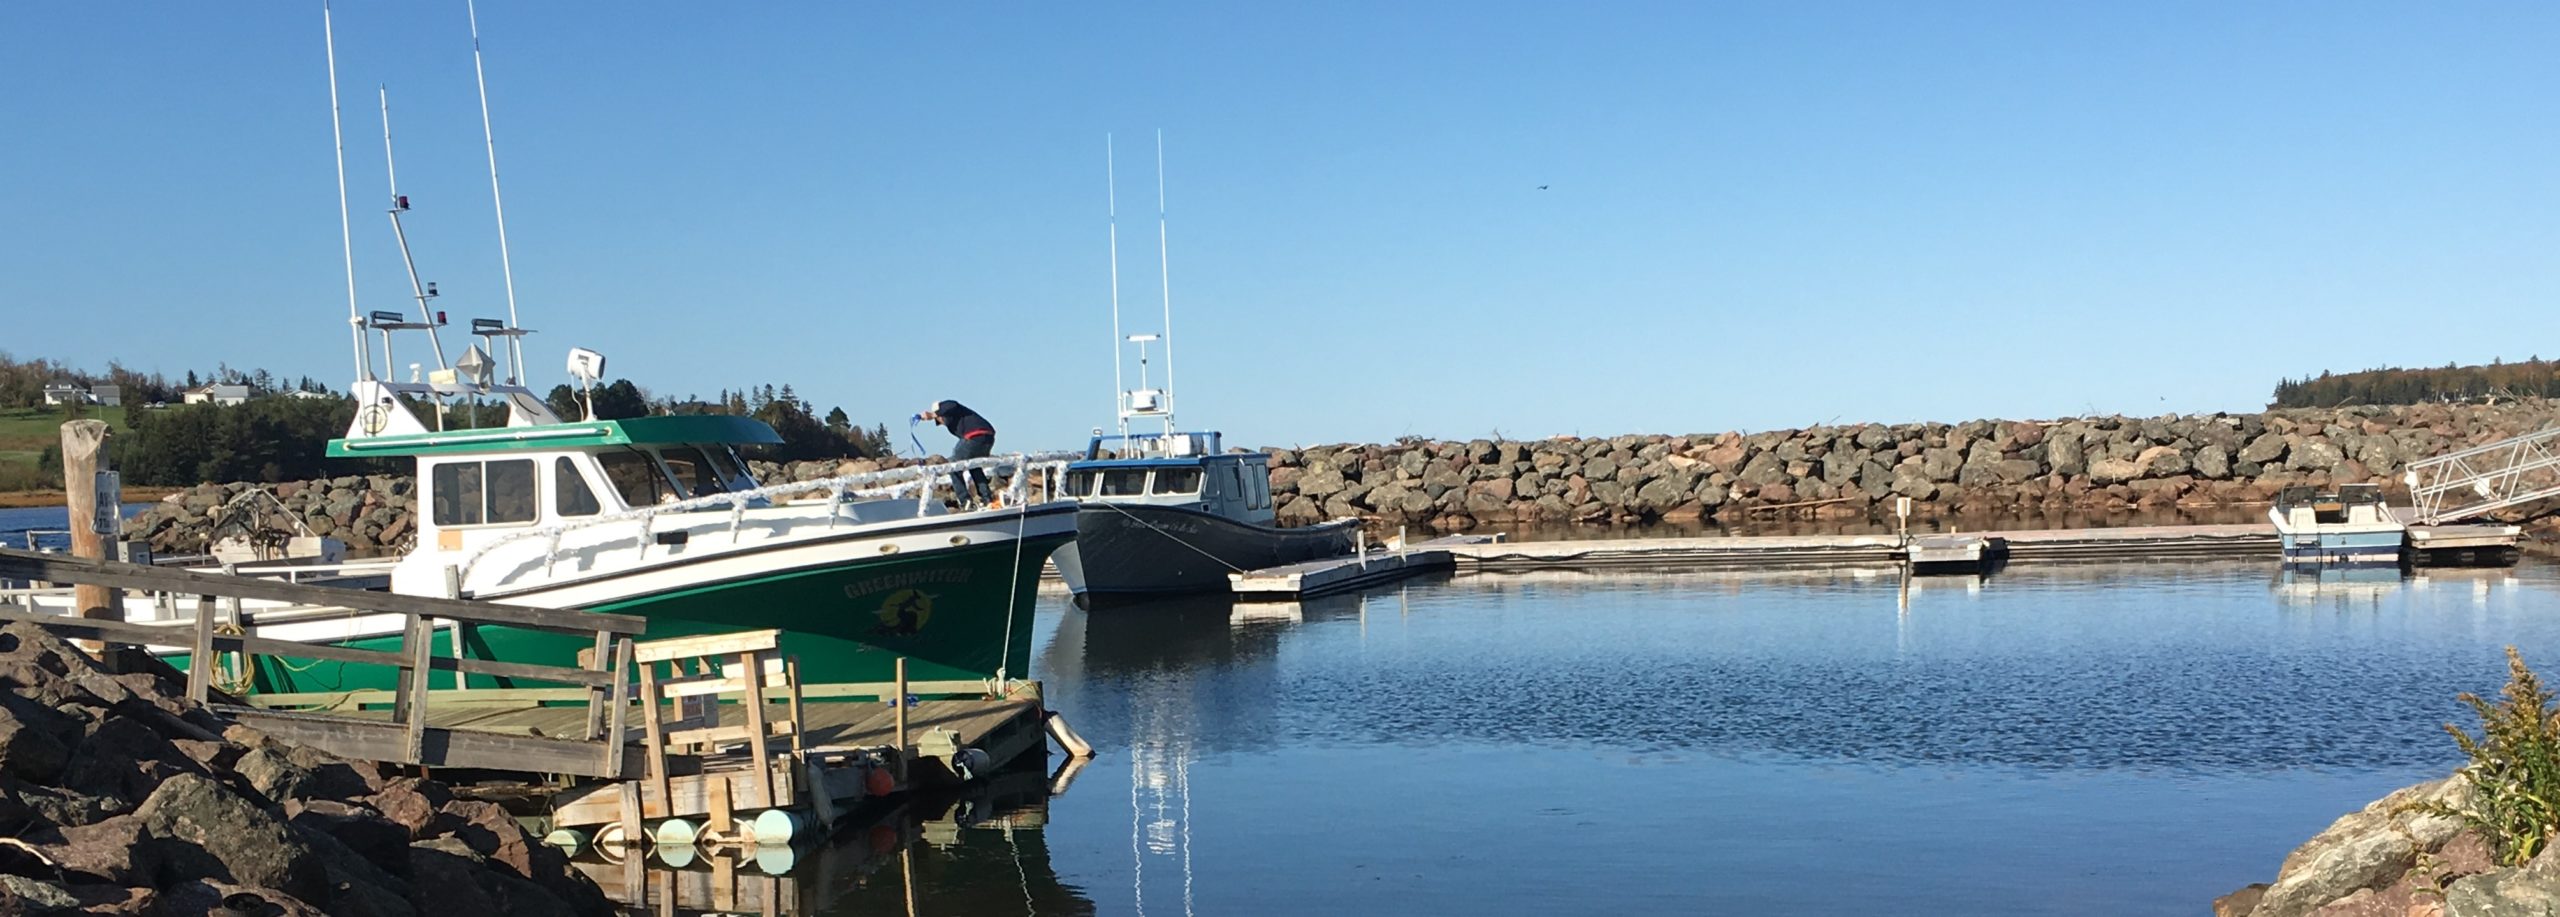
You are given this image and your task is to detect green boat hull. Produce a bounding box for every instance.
[179,534,1072,696]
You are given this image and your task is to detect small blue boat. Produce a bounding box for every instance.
[2268,484,2406,567]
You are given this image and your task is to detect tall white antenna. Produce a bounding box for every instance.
[466,0,526,385]
[378,87,451,372]
[323,1,370,381]
[1107,134,1126,441]
[1153,129,1176,437]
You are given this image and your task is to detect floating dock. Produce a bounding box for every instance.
[2407,523,2526,566]
[1443,524,2283,573]
[1227,534,1494,599]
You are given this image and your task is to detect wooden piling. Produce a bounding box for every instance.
[893,657,909,783]
[58,420,111,639]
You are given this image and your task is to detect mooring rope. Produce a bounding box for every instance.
[995,497,1031,685]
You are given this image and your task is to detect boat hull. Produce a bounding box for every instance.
[180,509,1076,694]
[2277,530,2406,567]
[1060,503,1359,599]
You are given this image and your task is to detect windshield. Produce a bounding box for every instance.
[659,446,731,498]
[599,450,677,506]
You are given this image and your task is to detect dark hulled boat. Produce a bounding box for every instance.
[1052,432,1359,601]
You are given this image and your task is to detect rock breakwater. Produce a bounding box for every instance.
[1263,403,2560,529]
[113,403,2560,554]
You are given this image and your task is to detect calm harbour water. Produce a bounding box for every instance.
[11,501,2550,914]
[812,560,2560,917]
[0,503,144,552]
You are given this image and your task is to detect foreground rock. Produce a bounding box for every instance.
[0,621,609,915]
[2215,772,2560,916]
[118,402,2560,553]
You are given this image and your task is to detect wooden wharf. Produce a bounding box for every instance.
[0,547,1088,861]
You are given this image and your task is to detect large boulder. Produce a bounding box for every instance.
[2444,840,2560,916]
[2247,775,2470,917]
[2241,432,2289,465]
[135,773,328,904]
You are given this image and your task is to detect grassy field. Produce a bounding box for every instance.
[0,404,133,492]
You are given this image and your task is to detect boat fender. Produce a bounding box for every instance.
[952,747,992,782]
[1045,711,1097,759]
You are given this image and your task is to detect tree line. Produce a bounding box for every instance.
[2271,358,2560,408]
[38,379,895,487]
[0,351,326,408]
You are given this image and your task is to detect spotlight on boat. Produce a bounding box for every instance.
[565,348,606,385]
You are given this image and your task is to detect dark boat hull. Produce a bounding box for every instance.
[1063,503,1359,598]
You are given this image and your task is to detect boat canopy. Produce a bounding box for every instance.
[327,415,782,458]
[1079,431,1223,462]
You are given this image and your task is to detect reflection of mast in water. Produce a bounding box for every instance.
[1130,672,1195,917]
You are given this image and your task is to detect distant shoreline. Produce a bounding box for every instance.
[0,487,178,510]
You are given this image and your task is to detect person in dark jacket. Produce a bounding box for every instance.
[922,400,998,507]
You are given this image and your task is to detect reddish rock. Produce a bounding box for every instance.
[432,800,537,880]
[361,778,453,840]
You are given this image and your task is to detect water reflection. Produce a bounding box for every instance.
[559,559,2560,915]
[563,769,1096,916]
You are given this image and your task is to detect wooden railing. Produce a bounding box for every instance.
[0,547,646,777]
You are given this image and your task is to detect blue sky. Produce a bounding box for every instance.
[4,2,2554,452]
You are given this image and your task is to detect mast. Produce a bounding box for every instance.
[323,1,370,381]
[1153,129,1176,437]
[1107,134,1126,441]
[466,0,527,385]
[378,87,451,372]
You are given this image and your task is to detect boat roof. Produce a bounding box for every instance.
[327,415,782,458]
[1068,453,1259,471]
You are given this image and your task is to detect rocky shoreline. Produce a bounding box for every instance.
[112,403,2560,556]
[2213,772,2560,916]
[0,621,609,915]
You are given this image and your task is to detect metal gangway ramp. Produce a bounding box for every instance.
[2405,426,2560,524]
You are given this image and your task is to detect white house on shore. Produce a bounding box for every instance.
[182,384,250,406]
[41,382,84,406]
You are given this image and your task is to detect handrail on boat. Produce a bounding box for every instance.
[454,451,1078,585]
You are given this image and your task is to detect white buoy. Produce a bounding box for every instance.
[651,817,699,849]
[753,843,799,875]
[751,809,806,846]
[541,828,589,858]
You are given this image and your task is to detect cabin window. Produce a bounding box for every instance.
[1248,472,1270,510]
[1100,470,1149,496]
[660,446,730,498]
[1151,467,1202,495]
[599,450,675,506]
[1225,465,1247,503]
[1063,471,1097,497]
[431,459,537,527]
[555,458,602,517]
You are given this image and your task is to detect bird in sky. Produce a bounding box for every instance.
[1537,185,1549,190]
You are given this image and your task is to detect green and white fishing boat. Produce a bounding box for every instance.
[243,389,1078,693]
